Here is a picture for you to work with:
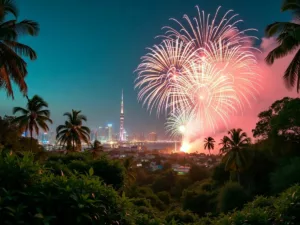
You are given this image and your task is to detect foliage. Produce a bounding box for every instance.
[217,182,249,213]
[0,0,39,98]
[265,0,300,92]
[0,153,135,225]
[211,163,230,185]
[270,157,300,193]
[221,128,252,183]
[188,164,210,183]
[13,95,53,147]
[182,189,214,216]
[157,191,171,204]
[253,97,300,144]
[152,170,177,193]
[0,116,43,153]
[204,137,215,155]
[165,209,199,224]
[45,153,125,189]
[56,110,90,151]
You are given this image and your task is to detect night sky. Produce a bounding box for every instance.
[0,0,291,138]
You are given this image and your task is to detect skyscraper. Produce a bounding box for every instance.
[108,124,113,141]
[148,132,157,142]
[119,89,124,142]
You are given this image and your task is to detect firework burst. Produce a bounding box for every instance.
[135,39,196,115]
[135,6,260,141]
[163,6,257,49]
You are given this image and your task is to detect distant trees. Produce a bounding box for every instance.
[12,95,52,150]
[0,0,39,98]
[265,0,300,92]
[56,110,90,151]
[204,137,215,155]
[253,97,300,140]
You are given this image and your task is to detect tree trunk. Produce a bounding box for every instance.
[237,171,241,184]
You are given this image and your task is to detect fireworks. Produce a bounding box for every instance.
[135,6,260,146]
[135,39,196,115]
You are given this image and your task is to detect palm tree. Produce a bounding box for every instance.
[221,128,251,183]
[265,0,300,92]
[56,110,90,152]
[219,136,230,155]
[0,0,39,98]
[204,137,215,155]
[12,95,52,150]
[89,140,103,159]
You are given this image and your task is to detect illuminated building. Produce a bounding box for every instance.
[108,124,113,141]
[119,89,125,142]
[148,132,157,141]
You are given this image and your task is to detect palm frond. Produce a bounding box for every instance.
[14,20,39,36]
[0,0,18,21]
[12,106,28,115]
[281,0,300,11]
[283,49,300,91]
[265,37,299,65]
[4,41,37,60]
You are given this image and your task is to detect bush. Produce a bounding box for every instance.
[217,182,249,213]
[270,157,300,193]
[210,185,300,225]
[157,191,171,204]
[170,176,192,198]
[212,163,230,185]
[0,153,134,225]
[152,170,177,193]
[0,153,40,190]
[91,158,125,189]
[165,209,198,224]
[188,165,210,183]
[67,160,89,173]
[182,188,215,216]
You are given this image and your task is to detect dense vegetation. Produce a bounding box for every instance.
[1,0,300,224]
[1,96,300,224]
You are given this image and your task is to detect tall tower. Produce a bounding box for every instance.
[119,89,124,142]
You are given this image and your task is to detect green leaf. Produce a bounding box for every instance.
[89,167,94,176]
[34,213,44,219]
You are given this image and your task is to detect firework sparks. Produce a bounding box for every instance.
[135,39,196,115]
[163,6,258,49]
[135,6,261,147]
[165,109,195,137]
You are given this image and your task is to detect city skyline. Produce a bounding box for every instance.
[0,0,294,140]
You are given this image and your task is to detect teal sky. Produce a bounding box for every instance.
[0,0,290,138]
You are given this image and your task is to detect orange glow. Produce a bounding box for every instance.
[180,142,190,153]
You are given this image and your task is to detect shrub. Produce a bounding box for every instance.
[0,153,40,190]
[217,182,249,213]
[270,157,300,193]
[182,189,214,216]
[0,153,135,225]
[170,176,192,198]
[67,160,89,173]
[91,158,125,189]
[157,191,171,204]
[211,163,230,185]
[152,170,177,193]
[165,209,198,224]
[45,160,72,176]
[188,165,210,183]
